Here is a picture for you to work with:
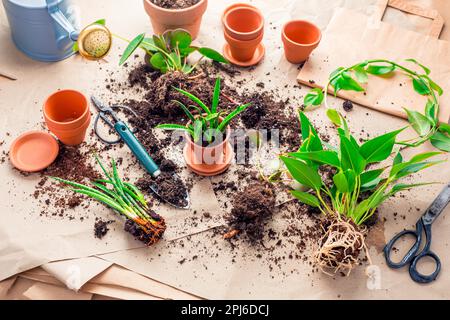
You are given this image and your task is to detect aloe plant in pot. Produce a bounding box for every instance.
[280,110,444,276]
[156,77,251,176]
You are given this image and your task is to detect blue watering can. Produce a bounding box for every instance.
[2,0,111,62]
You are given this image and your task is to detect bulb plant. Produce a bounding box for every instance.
[156,77,251,145]
[303,59,450,152]
[52,157,166,246]
[118,29,228,74]
[280,110,444,275]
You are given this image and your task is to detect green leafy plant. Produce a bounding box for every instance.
[280,110,444,275]
[303,59,449,152]
[118,29,228,74]
[52,157,166,246]
[156,77,251,144]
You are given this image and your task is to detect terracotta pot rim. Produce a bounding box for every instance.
[224,31,264,46]
[282,20,322,47]
[144,0,206,13]
[47,113,91,134]
[223,7,264,39]
[43,90,89,128]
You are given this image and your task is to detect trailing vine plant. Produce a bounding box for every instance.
[303,59,450,152]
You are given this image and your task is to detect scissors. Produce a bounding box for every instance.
[384,183,450,284]
[91,96,190,209]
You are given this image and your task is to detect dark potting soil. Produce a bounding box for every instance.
[94,218,114,239]
[151,0,200,9]
[343,100,354,112]
[225,182,276,243]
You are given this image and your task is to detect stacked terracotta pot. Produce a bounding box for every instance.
[222,4,265,67]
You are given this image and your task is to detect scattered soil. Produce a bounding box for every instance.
[343,100,353,112]
[94,218,114,239]
[225,182,276,243]
[151,0,200,10]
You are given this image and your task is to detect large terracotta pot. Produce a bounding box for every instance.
[143,0,208,40]
[43,90,91,146]
[183,123,233,176]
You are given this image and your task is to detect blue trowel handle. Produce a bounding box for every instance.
[114,121,161,177]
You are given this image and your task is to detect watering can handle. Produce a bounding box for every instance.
[46,0,79,41]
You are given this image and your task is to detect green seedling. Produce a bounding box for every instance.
[303,59,449,152]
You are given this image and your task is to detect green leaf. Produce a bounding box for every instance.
[340,136,366,174]
[204,113,220,122]
[333,171,349,193]
[404,108,432,137]
[281,157,323,190]
[389,183,436,196]
[180,46,197,57]
[197,47,228,63]
[360,169,384,186]
[344,170,356,191]
[393,152,403,165]
[152,35,167,51]
[412,77,431,95]
[141,38,159,52]
[366,64,396,75]
[169,52,181,68]
[93,19,106,26]
[304,88,324,107]
[409,151,442,163]
[173,100,195,122]
[425,99,437,124]
[193,120,203,143]
[299,112,323,151]
[353,65,368,83]
[170,29,192,49]
[156,124,194,136]
[150,52,167,70]
[217,103,251,132]
[430,132,450,152]
[289,151,341,168]
[422,75,443,96]
[353,199,370,220]
[327,109,342,127]
[120,33,145,66]
[331,71,365,94]
[72,41,79,53]
[290,191,320,207]
[395,161,444,179]
[360,128,404,163]
[439,123,450,135]
[212,78,221,114]
[405,58,430,75]
[173,87,211,114]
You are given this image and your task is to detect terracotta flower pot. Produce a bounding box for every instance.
[223,7,264,41]
[224,31,263,62]
[282,20,322,64]
[222,2,259,21]
[143,0,208,40]
[43,90,91,146]
[183,124,233,176]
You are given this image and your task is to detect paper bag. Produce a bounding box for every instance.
[297,0,450,123]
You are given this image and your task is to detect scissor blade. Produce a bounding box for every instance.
[424,182,450,223]
[91,96,108,112]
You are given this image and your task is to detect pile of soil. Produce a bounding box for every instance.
[225,183,276,243]
[94,218,114,239]
[151,0,200,9]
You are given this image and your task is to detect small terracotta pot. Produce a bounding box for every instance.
[143,0,208,40]
[222,3,259,20]
[44,90,91,145]
[224,31,263,62]
[183,124,233,176]
[223,7,264,41]
[282,20,322,64]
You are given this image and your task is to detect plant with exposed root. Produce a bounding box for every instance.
[280,111,444,275]
[52,156,166,246]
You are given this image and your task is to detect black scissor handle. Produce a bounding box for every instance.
[384,228,421,269]
[409,250,441,284]
[94,105,139,145]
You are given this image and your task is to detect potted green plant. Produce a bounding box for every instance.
[156,77,251,176]
[143,0,208,40]
[280,110,444,275]
[118,29,227,74]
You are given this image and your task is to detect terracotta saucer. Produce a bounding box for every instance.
[223,43,265,67]
[183,143,234,177]
[10,131,59,172]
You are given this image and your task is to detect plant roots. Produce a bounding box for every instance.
[314,219,370,276]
